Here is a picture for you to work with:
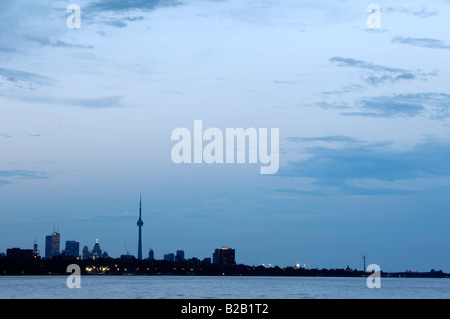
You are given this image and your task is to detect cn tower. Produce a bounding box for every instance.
[137,194,144,260]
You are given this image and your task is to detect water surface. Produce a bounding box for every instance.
[0,276,448,299]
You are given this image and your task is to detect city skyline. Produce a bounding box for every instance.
[1,0,450,273]
[1,195,238,264]
[0,206,444,272]
[2,227,239,267]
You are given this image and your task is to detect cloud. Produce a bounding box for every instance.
[0,47,18,53]
[345,93,450,119]
[71,96,123,108]
[316,93,450,119]
[279,137,450,195]
[100,16,146,28]
[329,57,406,73]
[52,40,94,49]
[27,36,94,49]
[384,7,438,18]
[286,136,360,143]
[364,73,416,85]
[102,20,128,28]
[343,96,424,118]
[391,37,450,50]
[86,0,183,13]
[0,170,49,185]
[412,9,438,18]
[329,56,426,87]
[82,0,183,30]
[0,1,71,56]
[0,67,54,86]
[15,95,124,109]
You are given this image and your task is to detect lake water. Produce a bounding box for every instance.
[0,276,448,299]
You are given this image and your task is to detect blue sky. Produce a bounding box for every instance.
[1,0,449,272]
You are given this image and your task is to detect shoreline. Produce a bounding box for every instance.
[1,256,448,278]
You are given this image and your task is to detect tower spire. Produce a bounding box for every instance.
[137,194,144,260]
[139,194,142,220]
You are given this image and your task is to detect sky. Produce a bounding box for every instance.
[1,0,449,272]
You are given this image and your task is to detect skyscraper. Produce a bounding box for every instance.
[63,240,80,259]
[148,249,154,260]
[91,239,102,260]
[213,247,236,266]
[33,239,39,258]
[137,195,144,260]
[82,246,90,260]
[45,232,60,259]
[164,253,175,262]
[176,250,185,261]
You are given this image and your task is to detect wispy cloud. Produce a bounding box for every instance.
[274,80,302,85]
[412,9,438,18]
[385,7,438,18]
[82,0,184,30]
[0,170,49,185]
[329,57,405,73]
[391,37,450,50]
[71,96,123,108]
[0,67,54,86]
[342,96,425,118]
[27,36,94,49]
[279,137,450,195]
[0,47,18,54]
[315,93,450,119]
[341,93,450,119]
[328,56,430,87]
[287,135,360,143]
[86,0,183,13]
[100,16,145,28]
[15,95,124,109]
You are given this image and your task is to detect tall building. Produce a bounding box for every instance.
[176,250,185,261]
[63,240,80,259]
[148,249,154,260]
[137,195,144,260]
[45,232,60,259]
[91,239,102,260]
[213,247,235,266]
[33,240,39,258]
[82,246,90,260]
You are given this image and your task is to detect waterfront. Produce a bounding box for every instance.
[0,276,448,299]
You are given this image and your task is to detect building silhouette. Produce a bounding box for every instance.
[164,253,175,262]
[82,246,90,260]
[91,239,102,260]
[45,232,60,259]
[137,195,144,260]
[7,248,33,258]
[213,247,235,266]
[176,250,185,261]
[148,249,155,260]
[63,240,80,259]
[33,240,39,258]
